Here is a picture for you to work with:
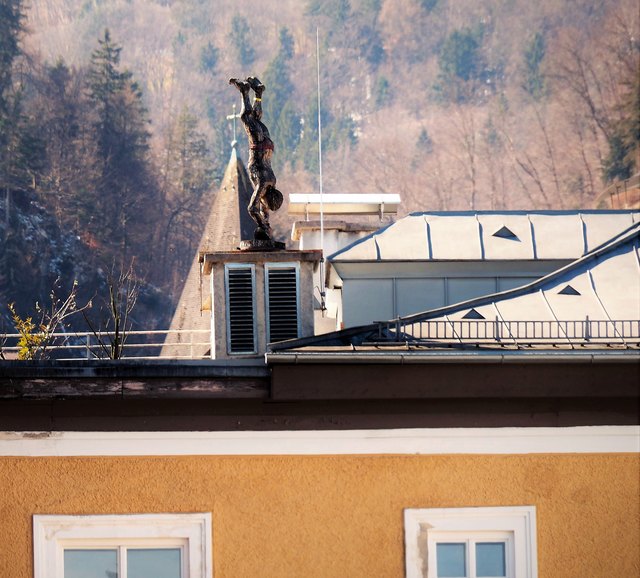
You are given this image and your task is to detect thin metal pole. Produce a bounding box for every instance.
[316,28,326,310]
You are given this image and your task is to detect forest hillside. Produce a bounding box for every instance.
[1,0,638,333]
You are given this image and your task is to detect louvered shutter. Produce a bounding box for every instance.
[266,265,300,343]
[225,265,256,354]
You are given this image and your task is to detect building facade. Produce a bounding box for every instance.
[1,210,639,577]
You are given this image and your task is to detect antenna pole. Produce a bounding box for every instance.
[316,27,326,312]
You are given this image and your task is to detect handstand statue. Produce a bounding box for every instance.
[229,76,283,246]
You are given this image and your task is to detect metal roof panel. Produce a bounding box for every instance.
[587,244,640,320]
[526,214,585,258]
[478,214,534,260]
[424,214,482,259]
[581,212,639,252]
[374,214,430,259]
[330,211,639,263]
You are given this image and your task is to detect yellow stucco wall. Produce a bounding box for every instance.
[1,454,638,577]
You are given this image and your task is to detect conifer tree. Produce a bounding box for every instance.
[86,29,154,258]
[0,0,23,117]
[522,32,547,100]
[262,28,299,169]
[160,107,213,275]
[36,59,91,228]
[0,0,41,230]
[229,15,255,67]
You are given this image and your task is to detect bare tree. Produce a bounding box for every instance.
[83,261,139,359]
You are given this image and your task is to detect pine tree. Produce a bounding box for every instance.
[35,59,91,228]
[436,28,487,102]
[602,66,639,183]
[0,0,24,117]
[86,29,154,257]
[262,28,298,170]
[160,107,213,278]
[522,32,547,100]
[199,42,219,77]
[0,0,41,231]
[229,15,255,67]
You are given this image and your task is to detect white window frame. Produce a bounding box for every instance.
[404,506,537,578]
[224,263,257,355]
[33,513,212,578]
[264,262,301,343]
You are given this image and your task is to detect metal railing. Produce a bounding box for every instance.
[599,173,640,209]
[374,318,640,347]
[0,329,211,360]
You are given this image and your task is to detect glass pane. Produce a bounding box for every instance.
[436,543,467,577]
[64,549,118,578]
[128,548,181,578]
[476,542,506,577]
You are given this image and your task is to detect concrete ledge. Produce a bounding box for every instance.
[0,360,269,399]
[200,249,322,274]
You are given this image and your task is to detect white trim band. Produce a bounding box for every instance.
[1,426,638,457]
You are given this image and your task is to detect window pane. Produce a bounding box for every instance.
[476,542,506,577]
[128,548,181,578]
[436,543,466,577]
[64,549,118,578]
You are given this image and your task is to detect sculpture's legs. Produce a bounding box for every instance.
[247,77,264,121]
[229,78,253,120]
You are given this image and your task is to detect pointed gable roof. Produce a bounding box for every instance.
[161,148,254,357]
[200,147,255,252]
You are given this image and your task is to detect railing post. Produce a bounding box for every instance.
[584,315,590,341]
[85,334,91,359]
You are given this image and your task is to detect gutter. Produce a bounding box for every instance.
[266,349,640,365]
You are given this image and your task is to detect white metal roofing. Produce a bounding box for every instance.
[408,221,640,326]
[268,221,640,352]
[329,211,640,262]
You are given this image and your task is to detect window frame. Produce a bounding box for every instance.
[431,531,513,578]
[33,513,212,578]
[264,262,301,344]
[224,263,257,355]
[404,506,537,578]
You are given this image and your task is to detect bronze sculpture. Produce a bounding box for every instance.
[229,76,283,248]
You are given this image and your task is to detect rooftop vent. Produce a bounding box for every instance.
[558,284,581,296]
[266,264,300,343]
[462,308,485,320]
[492,226,519,241]
[225,265,256,354]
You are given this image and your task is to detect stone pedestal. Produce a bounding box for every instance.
[238,239,286,251]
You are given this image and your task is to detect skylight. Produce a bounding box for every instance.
[558,284,581,295]
[492,226,519,241]
[462,308,485,319]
